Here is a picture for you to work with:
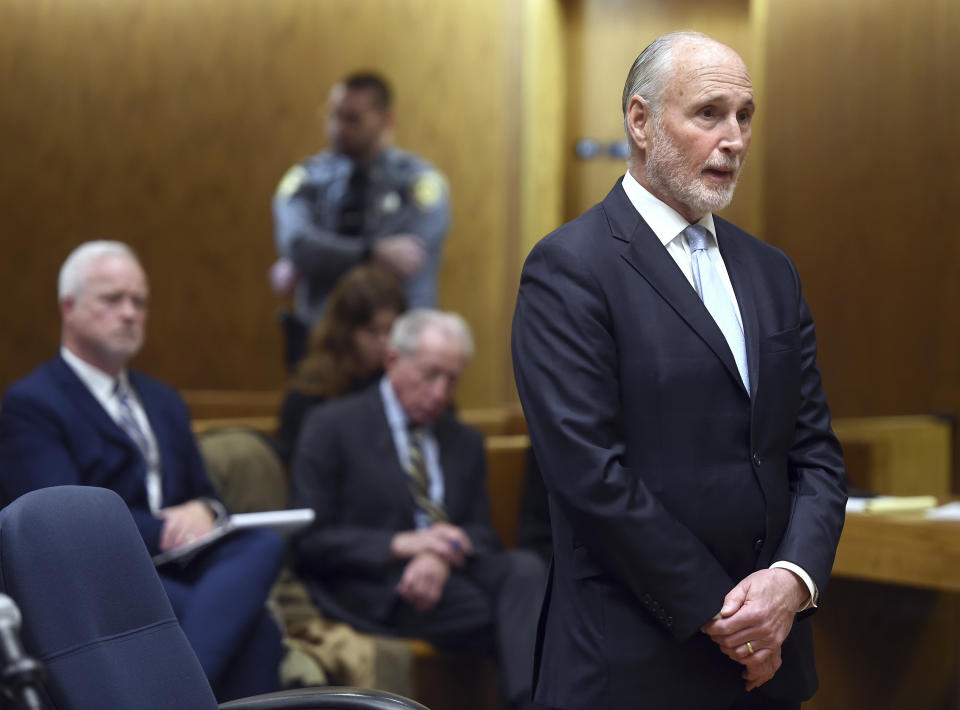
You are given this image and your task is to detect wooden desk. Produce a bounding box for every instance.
[832,510,960,591]
[811,510,960,710]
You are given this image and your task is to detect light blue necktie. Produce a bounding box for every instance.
[684,224,749,391]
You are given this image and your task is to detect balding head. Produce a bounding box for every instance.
[621,31,712,133]
[622,32,754,222]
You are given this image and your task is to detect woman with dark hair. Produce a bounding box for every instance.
[276,264,406,464]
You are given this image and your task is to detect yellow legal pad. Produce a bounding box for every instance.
[846,496,939,514]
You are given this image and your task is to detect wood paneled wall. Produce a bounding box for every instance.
[763,0,960,482]
[4,0,956,427]
[0,0,564,408]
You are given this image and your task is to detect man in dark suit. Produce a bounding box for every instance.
[0,240,285,701]
[290,309,546,710]
[511,31,847,710]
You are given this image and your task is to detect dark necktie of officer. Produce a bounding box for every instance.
[337,167,369,236]
[406,427,448,523]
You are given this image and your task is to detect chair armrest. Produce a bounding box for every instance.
[219,686,429,710]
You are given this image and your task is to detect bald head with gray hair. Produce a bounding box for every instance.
[58,240,140,302]
[621,31,713,162]
[389,308,474,359]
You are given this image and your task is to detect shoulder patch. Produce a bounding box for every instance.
[275,165,308,199]
[411,171,447,211]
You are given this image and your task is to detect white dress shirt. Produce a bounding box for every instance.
[621,170,744,326]
[60,346,163,512]
[619,173,818,611]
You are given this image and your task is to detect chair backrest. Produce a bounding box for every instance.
[219,687,430,709]
[0,486,218,709]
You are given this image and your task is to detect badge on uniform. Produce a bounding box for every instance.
[411,171,447,211]
[380,191,401,214]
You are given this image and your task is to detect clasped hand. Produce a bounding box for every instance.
[700,568,806,691]
[390,522,473,567]
[392,523,473,613]
[157,500,216,552]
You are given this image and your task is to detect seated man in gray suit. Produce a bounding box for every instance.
[290,309,546,710]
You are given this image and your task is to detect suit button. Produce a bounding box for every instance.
[754,538,764,552]
[752,451,762,467]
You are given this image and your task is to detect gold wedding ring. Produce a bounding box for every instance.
[746,641,755,655]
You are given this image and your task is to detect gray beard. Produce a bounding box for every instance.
[645,131,740,219]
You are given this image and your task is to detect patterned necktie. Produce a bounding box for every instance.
[684,224,750,391]
[406,427,448,523]
[115,381,162,511]
[115,381,150,459]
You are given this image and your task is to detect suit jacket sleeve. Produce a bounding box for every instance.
[0,385,170,547]
[289,403,398,579]
[512,235,736,640]
[769,255,847,595]
[0,387,93,500]
[0,379,221,556]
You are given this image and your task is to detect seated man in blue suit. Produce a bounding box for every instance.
[290,309,547,710]
[0,240,285,701]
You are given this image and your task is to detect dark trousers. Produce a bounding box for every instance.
[161,528,285,701]
[389,548,547,707]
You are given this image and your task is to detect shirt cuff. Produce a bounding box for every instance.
[770,560,818,611]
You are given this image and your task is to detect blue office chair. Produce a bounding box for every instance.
[0,486,428,710]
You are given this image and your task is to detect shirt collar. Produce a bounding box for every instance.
[620,170,717,247]
[379,375,435,435]
[60,346,126,402]
[379,375,411,432]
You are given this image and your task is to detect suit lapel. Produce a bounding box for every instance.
[604,185,746,394]
[365,387,418,515]
[50,357,142,455]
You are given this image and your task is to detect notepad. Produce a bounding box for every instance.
[924,502,960,521]
[152,508,315,566]
[845,496,938,514]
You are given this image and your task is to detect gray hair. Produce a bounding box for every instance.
[389,308,474,359]
[58,240,139,301]
[621,30,712,133]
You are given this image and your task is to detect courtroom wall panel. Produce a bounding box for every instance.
[0,0,552,408]
[763,0,960,482]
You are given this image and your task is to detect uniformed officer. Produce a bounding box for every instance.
[271,72,450,369]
